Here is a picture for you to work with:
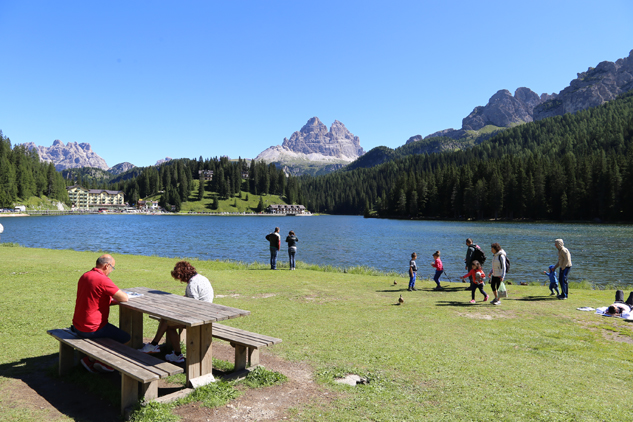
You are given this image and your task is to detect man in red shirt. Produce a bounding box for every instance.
[71,254,130,373]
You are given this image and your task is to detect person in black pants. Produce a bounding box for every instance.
[606,290,633,316]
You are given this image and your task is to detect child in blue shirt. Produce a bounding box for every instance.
[408,253,418,291]
[543,265,560,296]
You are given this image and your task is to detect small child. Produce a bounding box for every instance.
[408,252,418,291]
[461,260,488,303]
[544,265,560,296]
[431,251,444,290]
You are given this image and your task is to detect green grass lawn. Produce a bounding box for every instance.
[1,245,632,421]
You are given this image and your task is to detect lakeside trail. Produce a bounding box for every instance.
[2,246,633,421]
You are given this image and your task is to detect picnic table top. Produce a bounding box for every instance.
[119,287,250,327]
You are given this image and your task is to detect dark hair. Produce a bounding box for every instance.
[433,251,440,257]
[466,238,473,245]
[274,227,280,232]
[289,230,295,235]
[491,243,501,253]
[171,261,198,283]
[607,305,619,315]
[471,260,481,269]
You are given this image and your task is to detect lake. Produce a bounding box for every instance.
[1,214,631,287]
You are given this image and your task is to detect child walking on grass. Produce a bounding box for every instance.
[461,260,488,303]
[431,251,444,290]
[544,265,560,296]
[408,252,418,291]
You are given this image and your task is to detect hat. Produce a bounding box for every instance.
[548,265,555,271]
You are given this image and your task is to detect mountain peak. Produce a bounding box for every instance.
[21,140,108,171]
[255,118,365,173]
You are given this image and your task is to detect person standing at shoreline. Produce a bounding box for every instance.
[551,238,572,300]
[408,252,418,291]
[431,251,444,290]
[266,227,281,270]
[488,243,506,305]
[286,230,299,270]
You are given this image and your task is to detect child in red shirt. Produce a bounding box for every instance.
[431,251,444,290]
[460,260,489,303]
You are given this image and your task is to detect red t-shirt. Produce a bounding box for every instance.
[72,268,120,332]
[432,258,443,271]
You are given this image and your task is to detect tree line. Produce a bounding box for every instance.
[0,131,69,207]
[105,156,303,211]
[298,91,633,221]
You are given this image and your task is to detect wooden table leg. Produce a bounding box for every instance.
[119,307,143,349]
[186,325,201,385]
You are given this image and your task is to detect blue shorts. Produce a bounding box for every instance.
[71,323,131,344]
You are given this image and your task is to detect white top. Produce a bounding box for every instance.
[185,273,214,303]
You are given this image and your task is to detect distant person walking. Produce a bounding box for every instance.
[408,252,418,291]
[431,251,444,290]
[266,227,281,270]
[461,260,488,304]
[544,265,560,296]
[286,230,299,270]
[464,239,486,290]
[488,243,506,305]
[551,238,572,300]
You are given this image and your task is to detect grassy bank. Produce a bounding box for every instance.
[1,245,632,421]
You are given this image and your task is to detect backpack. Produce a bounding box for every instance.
[504,254,511,273]
[471,245,486,265]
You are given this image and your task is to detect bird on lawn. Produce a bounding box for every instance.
[398,294,404,305]
[393,280,397,285]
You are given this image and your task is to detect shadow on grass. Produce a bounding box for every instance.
[0,353,121,422]
[435,301,478,307]
[514,295,561,302]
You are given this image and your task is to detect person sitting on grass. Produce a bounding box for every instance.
[138,260,214,363]
[604,290,633,317]
[460,260,489,304]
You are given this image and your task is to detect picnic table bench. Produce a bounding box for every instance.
[211,323,282,371]
[47,328,183,415]
[148,315,282,372]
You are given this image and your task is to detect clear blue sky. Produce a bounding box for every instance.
[1,1,632,168]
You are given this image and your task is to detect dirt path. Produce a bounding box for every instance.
[1,343,326,421]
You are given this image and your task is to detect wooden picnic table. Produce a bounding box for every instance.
[118,287,250,387]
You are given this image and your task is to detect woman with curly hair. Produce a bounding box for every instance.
[138,261,214,363]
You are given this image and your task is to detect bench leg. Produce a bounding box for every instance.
[141,380,158,401]
[248,347,260,367]
[58,342,75,375]
[234,345,247,371]
[121,374,140,414]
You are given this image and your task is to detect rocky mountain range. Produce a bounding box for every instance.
[255,117,365,175]
[533,49,633,120]
[411,49,633,144]
[22,140,110,171]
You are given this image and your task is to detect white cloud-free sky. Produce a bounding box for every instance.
[0,0,632,167]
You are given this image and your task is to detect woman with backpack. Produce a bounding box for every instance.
[488,243,507,305]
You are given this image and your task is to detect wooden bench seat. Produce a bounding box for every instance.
[147,316,282,372]
[47,328,183,415]
[211,323,282,371]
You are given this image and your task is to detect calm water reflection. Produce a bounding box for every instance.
[2,215,631,287]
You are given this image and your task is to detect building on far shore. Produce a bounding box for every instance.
[137,200,159,211]
[66,185,125,210]
[266,204,307,215]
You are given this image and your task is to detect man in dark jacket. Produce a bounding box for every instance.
[266,227,281,270]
